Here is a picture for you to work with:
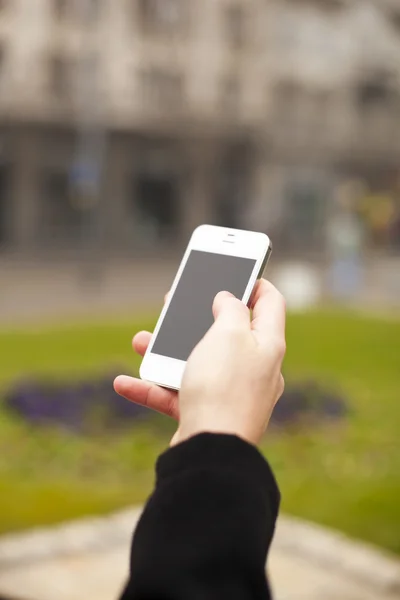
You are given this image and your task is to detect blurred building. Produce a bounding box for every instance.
[0,0,399,259]
[264,0,400,255]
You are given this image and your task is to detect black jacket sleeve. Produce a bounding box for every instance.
[120,433,280,600]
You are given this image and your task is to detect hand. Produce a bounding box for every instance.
[114,292,181,444]
[114,280,286,446]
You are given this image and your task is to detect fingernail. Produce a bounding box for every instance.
[114,375,130,386]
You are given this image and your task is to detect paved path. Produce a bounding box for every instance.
[0,510,399,600]
[0,259,177,327]
[0,546,389,600]
[1,257,399,326]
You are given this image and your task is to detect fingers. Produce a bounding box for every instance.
[121,290,178,418]
[251,280,286,349]
[133,331,152,357]
[133,291,170,357]
[212,291,250,329]
[277,373,285,402]
[114,376,179,420]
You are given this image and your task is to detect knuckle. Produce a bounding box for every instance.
[272,336,286,359]
[279,293,287,311]
[222,321,246,338]
[272,288,286,312]
[279,374,285,396]
[274,375,285,407]
[166,395,177,419]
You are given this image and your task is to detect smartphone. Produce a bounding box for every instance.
[140,225,272,390]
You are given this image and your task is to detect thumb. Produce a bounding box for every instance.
[212,291,250,329]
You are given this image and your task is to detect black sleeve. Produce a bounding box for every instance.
[120,433,280,600]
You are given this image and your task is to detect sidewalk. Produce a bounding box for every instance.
[0,259,177,326]
[0,510,399,600]
[1,257,399,326]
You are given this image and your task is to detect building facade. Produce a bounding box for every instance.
[261,0,400,255]
[0,0,399,259]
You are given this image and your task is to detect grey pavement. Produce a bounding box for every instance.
[0,259,178,326]
[0,509,399,600]
[1,256,400,327]
[0,546,387,600]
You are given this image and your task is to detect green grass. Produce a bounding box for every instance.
[266,310,400,554]
[0,310,399,554]
[0,314,157,386]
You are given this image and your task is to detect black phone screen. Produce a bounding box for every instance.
[151,250,257,362]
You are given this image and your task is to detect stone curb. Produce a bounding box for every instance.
[274,516,400,596]
[0,510,399,595]
[0,509,141,570]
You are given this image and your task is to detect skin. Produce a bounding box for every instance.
[114,279,286,447]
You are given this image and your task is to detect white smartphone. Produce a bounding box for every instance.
[140,225,272,390]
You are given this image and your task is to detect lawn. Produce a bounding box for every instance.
[0,310,399,554]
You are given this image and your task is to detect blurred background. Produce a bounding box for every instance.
[0,0,399,319]
[0,0,399,598]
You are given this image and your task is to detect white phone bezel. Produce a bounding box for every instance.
[139,225,272,390]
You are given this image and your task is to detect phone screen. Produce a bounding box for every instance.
[151,250,257,362]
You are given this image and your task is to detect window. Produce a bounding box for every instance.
[0,164,10,250]
[49,55,72,99]
[388,9,400,34]
[303,90,333,141]
[225,5,246,48]
[283,179,324,252]
[82,0,102,22]
[314,90,331,121]
[216,144,249,229]
[220,75,240,115]
[356,74,395,110]
[272,81,305,142]
[293,0,345,10]
[138,0,186,33]
[52,0,101,22]
[41,169,82,245]
[0,43,5,76]
[140,68,184,111]
[52,0,69,20]
[273,81,301,120]
[133,173,180,243]
[318,0,345,11]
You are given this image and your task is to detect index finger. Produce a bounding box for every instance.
[250,279,286,346]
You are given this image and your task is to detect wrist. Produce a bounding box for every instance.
[172,422,261,447]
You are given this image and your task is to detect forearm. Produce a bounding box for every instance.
[120,433,280,600]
